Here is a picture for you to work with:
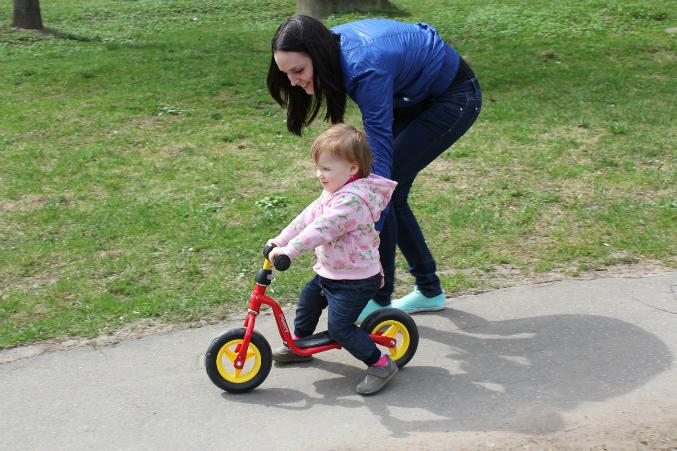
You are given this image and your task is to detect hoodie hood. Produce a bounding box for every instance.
[336,173,397,222]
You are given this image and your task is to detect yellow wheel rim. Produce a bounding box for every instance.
[371,320,410,361]
[215,339,262,384]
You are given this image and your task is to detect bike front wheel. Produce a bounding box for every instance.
[205,328,272,393]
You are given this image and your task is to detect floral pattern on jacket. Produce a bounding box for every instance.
[274,174,397,280]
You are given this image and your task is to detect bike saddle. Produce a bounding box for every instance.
[294,331,334,349]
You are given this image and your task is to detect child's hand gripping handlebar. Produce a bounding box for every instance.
[262,244,291,271]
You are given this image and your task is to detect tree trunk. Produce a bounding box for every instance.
[12,0,44,30]
[297,0,389,20]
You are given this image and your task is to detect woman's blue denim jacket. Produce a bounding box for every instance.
[332,19,461,180]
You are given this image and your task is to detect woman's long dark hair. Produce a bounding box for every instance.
[267,15,346,136]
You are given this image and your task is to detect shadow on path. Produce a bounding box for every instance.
[224,308,673,437]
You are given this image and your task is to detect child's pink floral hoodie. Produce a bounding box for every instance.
[273,174,397,280]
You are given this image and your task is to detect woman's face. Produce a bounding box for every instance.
[273,50,314,95]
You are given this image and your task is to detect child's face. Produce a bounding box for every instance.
[315,152,358,193]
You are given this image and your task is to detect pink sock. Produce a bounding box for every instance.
[372,354,388,367]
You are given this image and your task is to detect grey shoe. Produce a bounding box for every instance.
[272,345,313,363]
[356,356,398,395]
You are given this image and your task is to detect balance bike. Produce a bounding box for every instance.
[205,245,419,393]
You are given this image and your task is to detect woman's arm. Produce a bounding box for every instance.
[351,69,396,181]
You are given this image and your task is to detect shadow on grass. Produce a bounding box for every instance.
[330,2,411,19]
[371,3,411,18]
[0,26,176,51]
[0,26,97,43]
[40,28,97,42]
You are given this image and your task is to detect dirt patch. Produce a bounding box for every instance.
[1,263,674,364]
[0,318,196,365]
[0,195,47,213]
[0,304,286,365]
[463,412,677,450]
[377,413,677,450]
[442,259,675,296]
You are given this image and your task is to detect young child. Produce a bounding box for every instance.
[267,124,398,395]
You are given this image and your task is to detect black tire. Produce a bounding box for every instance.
[205,328,272,393]
[360,308,418,368]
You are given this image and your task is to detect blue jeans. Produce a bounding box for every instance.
[375,77,483,305]
[294,274,382,366]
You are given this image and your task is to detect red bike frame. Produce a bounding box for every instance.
[232,260,397,370]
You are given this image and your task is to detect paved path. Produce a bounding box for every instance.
[2,273,676,450]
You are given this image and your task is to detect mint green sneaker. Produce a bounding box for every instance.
[392,288,446,313]
[356,299,388,323]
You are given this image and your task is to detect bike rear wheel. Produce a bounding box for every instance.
[360,308,418,368]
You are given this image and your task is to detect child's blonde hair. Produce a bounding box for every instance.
[311,124,372,178]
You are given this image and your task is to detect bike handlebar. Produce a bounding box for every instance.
[262,244,291,271]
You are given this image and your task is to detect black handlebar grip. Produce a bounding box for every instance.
[273,254,291,271]
[263,243,276,260]
[263,243,291,271]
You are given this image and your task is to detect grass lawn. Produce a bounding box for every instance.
[0,0,675,348]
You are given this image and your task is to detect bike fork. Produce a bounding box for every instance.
[234,293,262,369]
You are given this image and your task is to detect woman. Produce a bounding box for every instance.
[267,15,482,321]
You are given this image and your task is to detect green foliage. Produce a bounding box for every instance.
[0,0,675,347]
[255,196,289,222]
